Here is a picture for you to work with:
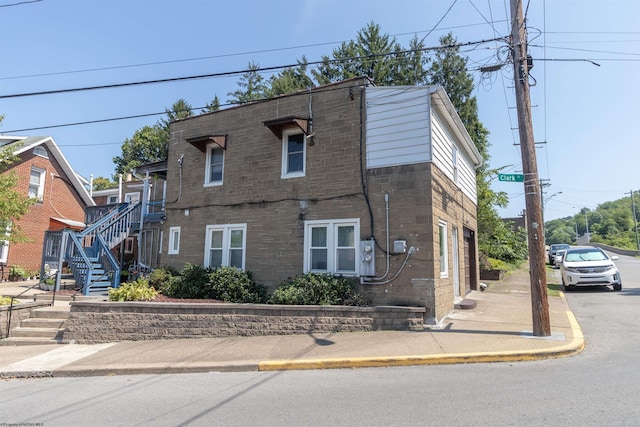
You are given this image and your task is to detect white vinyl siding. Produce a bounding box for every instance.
[365,86,478,204]
[366,87,431,168]
[431,107,477,202]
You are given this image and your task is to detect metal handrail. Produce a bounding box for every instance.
[5,280,56,338]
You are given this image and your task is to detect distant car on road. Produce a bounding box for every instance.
[548,243,570,264]
[560,246,621,291]
[553,249,567,269]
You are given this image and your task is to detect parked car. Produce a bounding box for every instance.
[560,246,622,291]
[548,243,570,264]
[553,249,567,269]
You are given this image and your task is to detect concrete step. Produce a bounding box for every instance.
[10,326,65,339]
[0,336,66,346]
[21,318,66,329]
[31,307,70,319]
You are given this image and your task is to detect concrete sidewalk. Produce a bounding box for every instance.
[0,267,584,377]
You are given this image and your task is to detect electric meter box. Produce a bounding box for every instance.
[359,240,376,277]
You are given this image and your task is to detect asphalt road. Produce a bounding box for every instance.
[1,254,638,426]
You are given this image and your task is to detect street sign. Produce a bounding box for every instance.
[498,173,524,182]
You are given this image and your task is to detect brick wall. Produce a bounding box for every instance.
[159,78,479,325]
[63,301,426,343]
[5,149,87,274]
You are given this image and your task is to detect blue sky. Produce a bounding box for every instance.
[1,0,639,222]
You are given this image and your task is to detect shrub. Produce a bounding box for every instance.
[206,267,268,303]
[269,273,369,306]
[108,278,158,302]
[148,267,178,293]
[163,263,212,299]
[0,296,19,306]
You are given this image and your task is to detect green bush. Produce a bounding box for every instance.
[269,273,369,306]
[108,278,158,302]
[164,263,212,299]
[206,267,268,303]
[148,267,178,293]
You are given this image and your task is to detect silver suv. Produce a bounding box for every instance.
[548,243,570,265]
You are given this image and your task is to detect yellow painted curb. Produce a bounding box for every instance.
[259,302,586,372]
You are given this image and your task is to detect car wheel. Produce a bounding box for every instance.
[613,283,622,291]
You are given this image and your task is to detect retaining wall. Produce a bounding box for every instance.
[63,301,426,343]
[1,301,51,338]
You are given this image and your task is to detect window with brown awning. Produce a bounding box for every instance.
[186,135,227,152]
[263,116,310,138]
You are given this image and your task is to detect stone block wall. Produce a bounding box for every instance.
[63,301,426,343]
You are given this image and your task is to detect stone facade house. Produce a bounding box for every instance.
[0,135,94,279]
[161,77,482,323]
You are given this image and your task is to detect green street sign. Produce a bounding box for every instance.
[498,173,524,182]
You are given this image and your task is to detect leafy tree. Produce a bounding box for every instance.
[113,124,168,176]
[92,176,117,191]
[227,61,269,104]
[113,99,193,176]
[0,120,37,244]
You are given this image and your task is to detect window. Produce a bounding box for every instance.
[204,224,246,269]
[205,143,224,186]
[0,223,11,263]
[108,195,119,204]
[0,241,8,263]
[439,221,448,277]
[28,167,45,201]
[33,146,49,159]
[124,237,134,254]
[281,129,305,178]
[168,227,180,254]
[125,192,140,203]
[304,219,359,275]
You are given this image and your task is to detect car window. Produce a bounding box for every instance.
[565,250,607,262]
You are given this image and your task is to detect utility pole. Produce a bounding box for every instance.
[626,190,640,250]
[510,0,550,336]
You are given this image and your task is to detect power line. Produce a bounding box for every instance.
[1,22,508,81]
[0,37,506,101]
[0,0,42,7]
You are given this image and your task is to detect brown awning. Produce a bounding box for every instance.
[186,135,227,152]
[49,217,85,231]
[263,116,309,139]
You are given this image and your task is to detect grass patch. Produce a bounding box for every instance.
[547,283,562,297]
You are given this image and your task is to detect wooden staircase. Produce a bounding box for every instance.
[1,306,69,346]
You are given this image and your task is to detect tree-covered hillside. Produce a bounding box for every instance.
[545,195,640,250]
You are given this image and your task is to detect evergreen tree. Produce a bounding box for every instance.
[227,61,269,104]
[202,95,221,113]
[267,56,315,97]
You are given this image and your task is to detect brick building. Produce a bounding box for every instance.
[0,136,94,279]
[161,78,482,323]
